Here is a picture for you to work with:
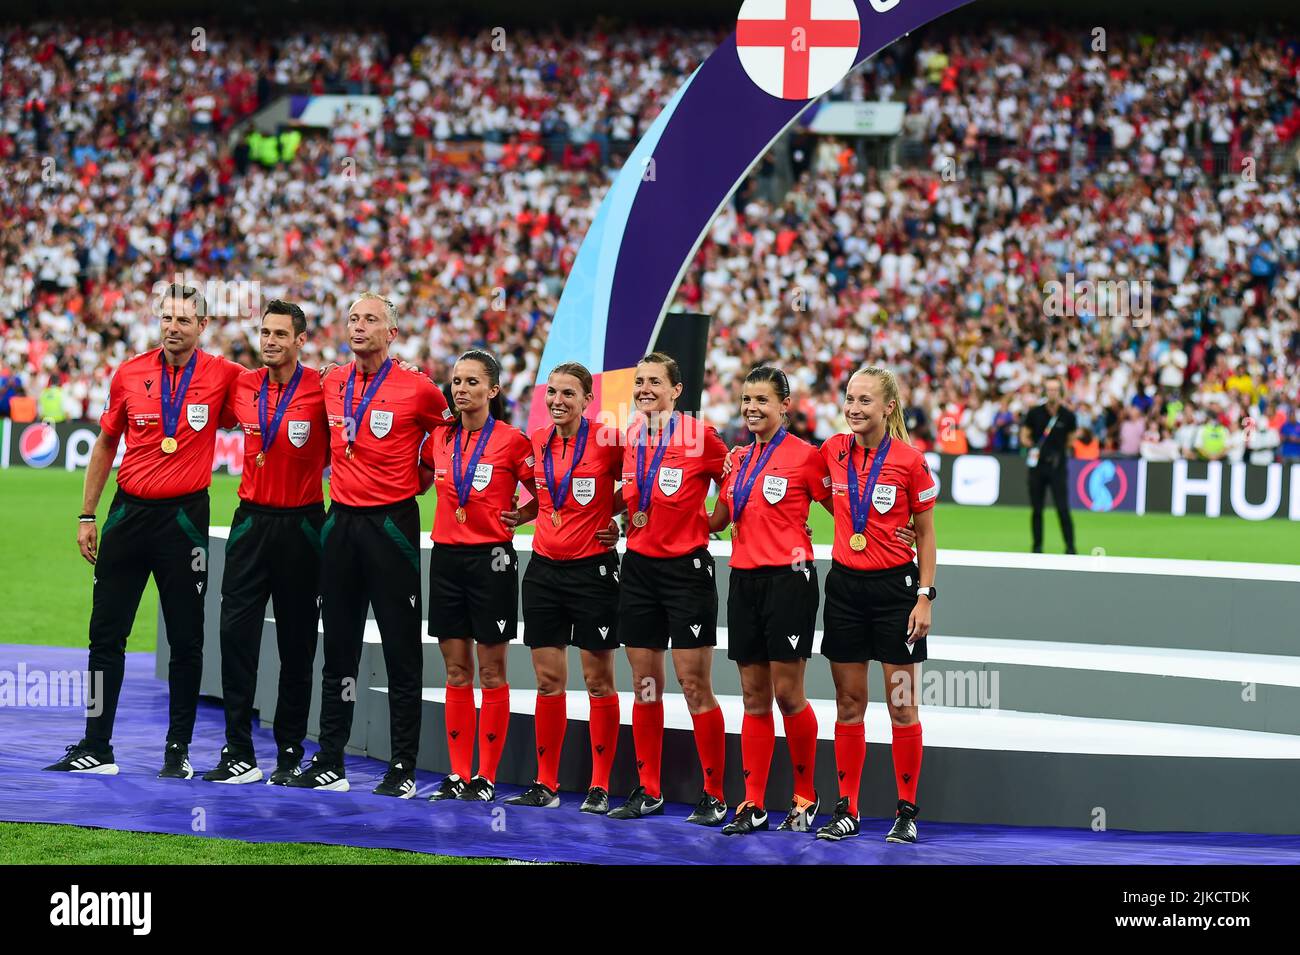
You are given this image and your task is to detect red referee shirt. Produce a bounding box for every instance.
[220,366,329,508]
[722,432,830,570]
[620,412,727,559]
[421,419,535,545]
[529,422,623,561]
[820,433,938,571]
[322,362,453,507]
[99,347,244,499]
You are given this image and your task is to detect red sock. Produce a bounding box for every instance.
[533,692,567,791]
[631,700,664,799]
[587,693,620,791]
[444,684,476,780]
[782,703,819,803]
[477,685,511,783]
[834,721,866,817]
[892,722,923,806]
[740,712,775,808]
[691,705,726,801]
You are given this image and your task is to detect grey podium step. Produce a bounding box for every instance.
[153,530,1300,834]
[361,687,1300,834]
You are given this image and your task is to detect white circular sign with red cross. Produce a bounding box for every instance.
[735,0,863,101]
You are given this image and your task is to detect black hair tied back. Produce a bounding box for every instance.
[455,349,508,421]
[744,364,790,401]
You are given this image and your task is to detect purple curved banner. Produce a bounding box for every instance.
[530,0,975,432]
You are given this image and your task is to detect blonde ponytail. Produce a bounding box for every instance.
[849,366,911,444]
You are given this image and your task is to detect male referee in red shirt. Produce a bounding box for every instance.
[202,300,330,786]
[45,284,244,778]
[289,292,452,797]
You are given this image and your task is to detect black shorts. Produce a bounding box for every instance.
[821,561,927,664]
[618,548,717,650]
[522,551,621,652]
[428,542,519,645]
[727,565,820,663]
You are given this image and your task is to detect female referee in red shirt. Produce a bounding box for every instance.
[419,350,536,803]
[607,352,730,825]
[815,366,937,844]
[504,362,624,813]
[706,365,831,835]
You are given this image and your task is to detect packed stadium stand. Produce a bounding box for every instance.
[2,21,1299,464]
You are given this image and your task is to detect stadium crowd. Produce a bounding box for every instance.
[2,21,1300,464]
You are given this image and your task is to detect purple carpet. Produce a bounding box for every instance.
[2,644,1297,864]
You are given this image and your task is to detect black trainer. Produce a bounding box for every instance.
[815,796,860,841]
[266,746,303,786]
[607,785,664,820]
[458,776,495,802]
[43,743,118,775]
[579,786,610,815]
[685,792,727,827]
[722,802,769,836]
[504,783,560,808]
[428,773,467,802]
[202,748,262,784]
[285,753,349,792]
[885,799,919,843]
[372,762,417,798]
[158,742,194,780]
[776,793,820,832]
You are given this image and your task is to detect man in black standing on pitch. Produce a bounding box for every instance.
[1019,377,1077,555]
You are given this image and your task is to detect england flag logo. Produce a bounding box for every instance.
[735,0,862,101]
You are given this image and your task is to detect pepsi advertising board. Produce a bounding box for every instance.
[1,419,247,476]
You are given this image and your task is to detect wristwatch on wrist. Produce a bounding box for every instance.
[916,586,937,602]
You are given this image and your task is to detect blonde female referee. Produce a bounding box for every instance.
[815,366,937,844]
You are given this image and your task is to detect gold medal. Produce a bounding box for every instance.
[160,436,178,454]
[849,533,868,552]
[255,451,266,468]
[551,511,562,528]
[344,445,354,460]
[455,506,467,524]
[631,510,648,528]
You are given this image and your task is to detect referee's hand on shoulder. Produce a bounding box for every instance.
[722,445,744,478]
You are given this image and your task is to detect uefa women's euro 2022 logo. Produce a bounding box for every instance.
[1074,459,1131,513]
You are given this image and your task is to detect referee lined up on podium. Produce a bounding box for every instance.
[47,284,244,778]
[203,301,330,786]
[290,293,453,798]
